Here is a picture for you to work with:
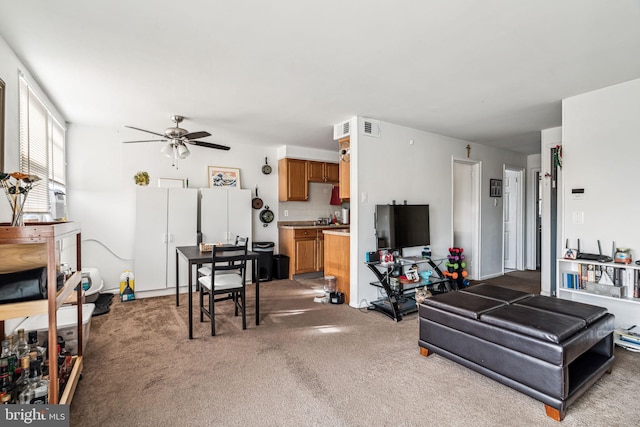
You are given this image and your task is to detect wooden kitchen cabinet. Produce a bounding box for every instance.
[279,227,332,279]
[294,233,317,274]
[323,230,350,304]
[339,137,350,199]
[307,161,339,183]
[325,162,339,183]
[279,158,308,201]
[279,158,339,201]
[316,232,324,271]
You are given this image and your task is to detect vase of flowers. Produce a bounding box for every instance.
[0,172,41,226]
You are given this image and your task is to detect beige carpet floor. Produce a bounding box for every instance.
[69,272,640,426]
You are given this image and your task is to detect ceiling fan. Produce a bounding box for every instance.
[124,115,230,166]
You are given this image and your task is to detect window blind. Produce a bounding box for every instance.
[19,76,66,213]
[51,119,65,185]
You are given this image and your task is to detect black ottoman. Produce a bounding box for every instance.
[419,284,615,421]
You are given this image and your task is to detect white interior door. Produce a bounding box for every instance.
[504,170,518,270]
[167,188,198,288]
[452,160,480,280]
[134,187,169,292]
[503,168,524,271]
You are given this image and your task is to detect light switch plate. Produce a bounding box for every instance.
[572,211,584,224]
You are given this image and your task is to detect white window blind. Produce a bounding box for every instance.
[51,120,65,185]
[19,75,66,213]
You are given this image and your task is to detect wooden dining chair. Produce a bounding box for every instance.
[197,239,249,336]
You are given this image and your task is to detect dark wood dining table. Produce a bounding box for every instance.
[175,245,261,339]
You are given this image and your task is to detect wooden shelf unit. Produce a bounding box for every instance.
[0,222,83,404]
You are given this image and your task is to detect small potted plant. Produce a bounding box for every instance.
[134,171,150,186]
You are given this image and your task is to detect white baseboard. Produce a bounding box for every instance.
[478,272,504,281]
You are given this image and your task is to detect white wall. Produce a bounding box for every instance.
[66,124,338,291]
[562,78,640,257]
[351,117,527,307]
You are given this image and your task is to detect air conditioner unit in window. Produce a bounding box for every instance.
[50,190,66,220]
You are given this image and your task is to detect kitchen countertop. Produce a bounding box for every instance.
[278,221,349,230]
[323,229,350,236]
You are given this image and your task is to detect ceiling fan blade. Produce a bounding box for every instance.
[125,126,167,138]
[190,140,231,151]
[183,131,211,140]
[123,139,168,143]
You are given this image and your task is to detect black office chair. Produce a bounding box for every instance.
[198,239,249,336]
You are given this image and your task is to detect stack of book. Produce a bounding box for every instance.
[614,327,640,352]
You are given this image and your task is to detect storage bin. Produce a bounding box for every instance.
[252,241,275,281]
[585,282,625,298]
[81,267,104,303]
[273,254,290,280]
[15,303,95,355]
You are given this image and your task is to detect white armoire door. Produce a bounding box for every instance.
[166,188,198,289]
[200,188,229,243]
[135,187,197,293]
[227,189,251,245]
[135,188,169,292]
[200,188,253,280]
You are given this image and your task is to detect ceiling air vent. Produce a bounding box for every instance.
[333,121,350,140]
[362,119,380,137]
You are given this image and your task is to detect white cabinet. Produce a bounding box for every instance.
[200,188,252,244]
[135,187,198,292]
[557,258,640,328]
[200,188,253,280]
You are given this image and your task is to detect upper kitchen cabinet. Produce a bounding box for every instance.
[279,158,308,201]
[339,137,350,199]
[307,161,339,184]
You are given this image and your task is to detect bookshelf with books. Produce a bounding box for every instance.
[557,258,640,328]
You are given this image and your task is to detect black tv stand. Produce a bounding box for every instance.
[366,257,449,322]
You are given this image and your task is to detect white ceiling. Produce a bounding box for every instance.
[1,1,639,155]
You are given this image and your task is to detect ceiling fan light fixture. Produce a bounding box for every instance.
[177,143,190,159]
[161,143,174,158]
[124,115,230,164]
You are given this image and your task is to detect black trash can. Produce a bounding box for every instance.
[252,242,275,282]
[273,254,290,280]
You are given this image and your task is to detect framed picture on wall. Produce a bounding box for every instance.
[489,178,502,197]
[208,166,241,188]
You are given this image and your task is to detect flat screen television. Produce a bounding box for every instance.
[375,204,430,250]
